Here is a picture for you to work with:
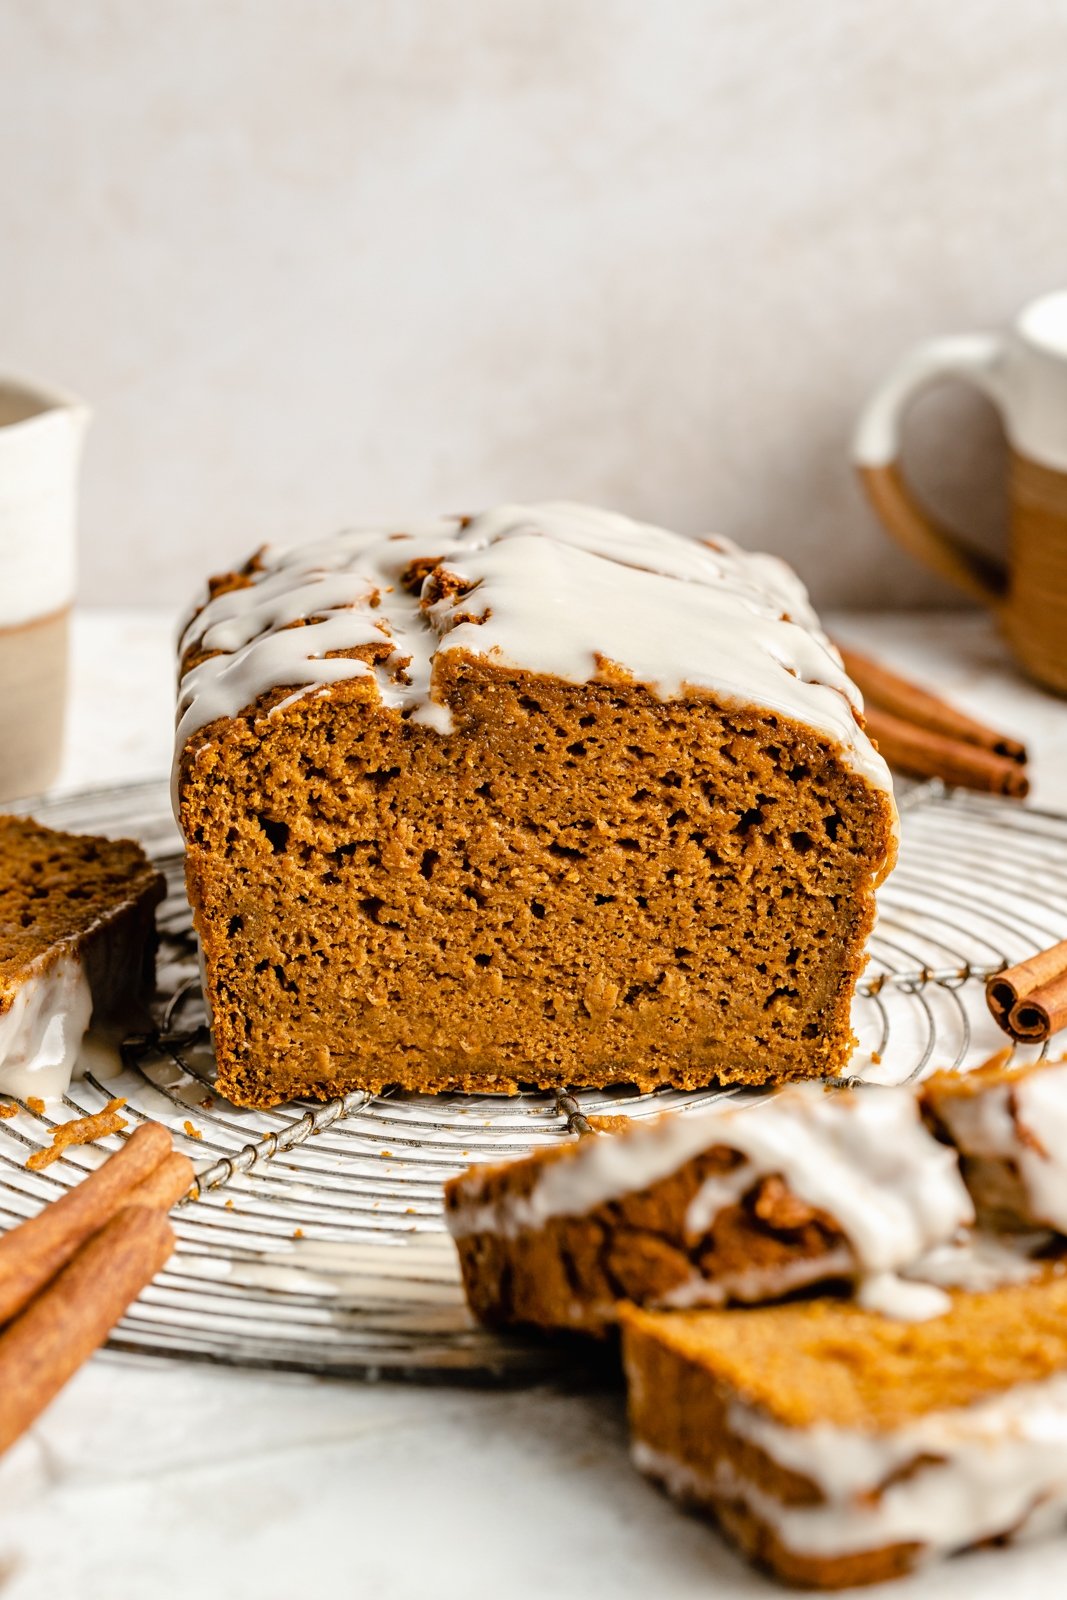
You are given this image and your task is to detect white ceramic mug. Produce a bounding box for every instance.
[854,289,1067,695]
[0,377,90,801]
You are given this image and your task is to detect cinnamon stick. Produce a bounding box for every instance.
[1010,975,1067,1042]
[0,1205,174,1455]
[128,1150,196,1211]
[863,706,1030,798]
[0,1122,172,1327]
[987,940,1067,1041]
[839,646,1027,765]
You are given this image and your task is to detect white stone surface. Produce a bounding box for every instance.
[5,605,1067,1599]
[2,1,1066,608]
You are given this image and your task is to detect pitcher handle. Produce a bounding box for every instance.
[852,333,1009,607]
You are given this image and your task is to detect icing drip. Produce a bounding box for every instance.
[0,950,92,1100]
[174,503,894,815]
[934,1063,1067,1231]
[634,1388,1067,1563]
[727,1366,1067,1558]
[855,1272,951,1321]
[903,1231,1045,1293]
[446,1084,974,1288]
[657,1248,856,1310]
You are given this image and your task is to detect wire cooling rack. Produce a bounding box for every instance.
[0,777,1061,1381]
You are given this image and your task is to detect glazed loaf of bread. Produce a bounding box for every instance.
[173,503,896,1108]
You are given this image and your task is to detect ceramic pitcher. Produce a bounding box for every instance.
[0,377,89,800]
[854,289,1067,695]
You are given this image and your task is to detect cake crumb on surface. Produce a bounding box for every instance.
[25,1098,128,1171]
[25,1097,45,1115]
[182,1120,203,1140]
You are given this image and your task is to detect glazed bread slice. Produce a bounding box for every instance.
[445,1084,971,1334]
[621,1265,1067,1589]
[0,815,165,1099]
[174,503,896,1109]
[922,1052,1067,1232]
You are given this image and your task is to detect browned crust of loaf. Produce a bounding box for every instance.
[661,1469,921,1590]
[0,815,165,1013]
[444,1118,852,1333]
[948,1155,1037,1232]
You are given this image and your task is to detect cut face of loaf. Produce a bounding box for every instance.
[621,1269,1067,1589]
[174,504,897,1109]
[445,1084,973,1334]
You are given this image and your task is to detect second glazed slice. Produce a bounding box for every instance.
[445,1084,972,1334]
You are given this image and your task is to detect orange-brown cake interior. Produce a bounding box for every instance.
[621,1265,1067,1430]
[180,657,894,1106]
[0,814,164,1011]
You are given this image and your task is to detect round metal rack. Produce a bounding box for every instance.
[0,778,1060,1380]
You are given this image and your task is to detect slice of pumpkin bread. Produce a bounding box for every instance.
[0,815,165,1099]
[174,503,896,1108]
[922,1052,1067,1232]
[445,1083,971,1334]
[621,1265,1067,1589]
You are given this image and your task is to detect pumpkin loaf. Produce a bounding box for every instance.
[621,1266,1067,1589]
[922,1052,1067,1232]
[445,1084,972,1334]
[174,503,897,1109]
[0,815,165,1100]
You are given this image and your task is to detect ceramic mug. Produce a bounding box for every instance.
[854,289,1067,695]
[0,377,89,801]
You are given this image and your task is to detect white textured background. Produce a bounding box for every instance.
[2,0,1066,608]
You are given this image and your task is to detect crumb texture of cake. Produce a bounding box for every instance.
[445,1084,972,1333]
[0,816,165,1098]
[923,1054,1067,1232]
[622,1268,1067,1589]
[174,503,897,1108]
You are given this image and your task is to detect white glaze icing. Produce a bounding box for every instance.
[903,1231,1046,1293]
[854,1271,951,1321]
[633,1390,1067,1564]
[173,503,894,820]
[933,1062,1067,1231]
[852,1230,1048,1321]
[0,949,92,1099]
[447,1085,973,1292]
[734,1368,1067,1557]
[657,1247,856,1310]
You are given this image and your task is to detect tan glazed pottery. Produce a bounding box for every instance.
[0,377,89,801]
[855,290,1067,696]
